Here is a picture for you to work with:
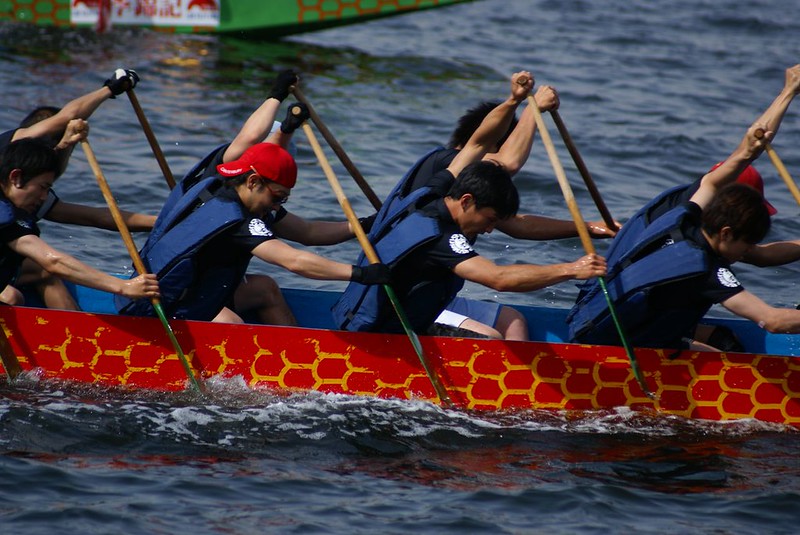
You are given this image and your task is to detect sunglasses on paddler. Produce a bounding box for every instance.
[250,166,290,205]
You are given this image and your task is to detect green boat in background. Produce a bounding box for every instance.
[1,0,473,35]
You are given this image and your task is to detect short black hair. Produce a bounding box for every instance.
[447,161,519,219]
[447,101,518,150]
[19,106,60,128]
[19,106,63,150]
[702,183,771,244]
[0,138,60,187]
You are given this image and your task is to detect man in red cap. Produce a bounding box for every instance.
[568,64,800,352]
[116,142,389,323]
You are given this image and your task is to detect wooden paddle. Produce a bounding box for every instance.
[300,122,453,407]
[525,93,655,399]
[290,86,383,211]
[0,321,22,380]
[550,110,618,231]
[126,88,176,190]
[754,129,800,206]
[80,139,202,393]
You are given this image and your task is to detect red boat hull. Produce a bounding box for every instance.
[1,305,798,427]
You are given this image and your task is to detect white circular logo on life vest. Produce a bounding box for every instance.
[717,267,740,288]
[449,233,473,255]
[248,218,273,237]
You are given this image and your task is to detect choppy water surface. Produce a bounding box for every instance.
[1,0,800,532]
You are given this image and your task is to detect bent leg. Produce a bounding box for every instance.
[16,259,79,311]
[232,274,296,326]
[212,306,244,324]
[494,305,528,341]
[0,285,24,305]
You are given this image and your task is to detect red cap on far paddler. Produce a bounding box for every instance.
[710,161,777,215]
[217,142,298,188]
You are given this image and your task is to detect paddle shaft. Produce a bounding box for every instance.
[550,110,618,231]
[526,95,654,398]
[0,321,21,380]
[80,140,202,393]
[126,88,176,190]
[301,123,453,407]
[765,144,800,205]
[291,87,383,211]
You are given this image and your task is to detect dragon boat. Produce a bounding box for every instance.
[0,0,473,35]
[0,283,798,428]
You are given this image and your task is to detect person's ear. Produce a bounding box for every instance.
[719,226,734,242]
[460,194,474,211]
[9,169,23,188]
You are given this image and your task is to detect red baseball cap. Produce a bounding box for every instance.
[217,142,297,188]
[709,162,777,215]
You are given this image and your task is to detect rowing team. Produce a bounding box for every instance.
[2,65,800,353]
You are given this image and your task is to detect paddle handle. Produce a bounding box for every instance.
[753,128,800,206]
[291,86,383,211]
[765,144,800,205]
[301,124,378,263]
[526,95,654,399]
[550,110,618,231]
[526,97,596,255]
[81,140,150,278]
[301,123,453,407]
[126,88,176,190]
[80,140,202,393]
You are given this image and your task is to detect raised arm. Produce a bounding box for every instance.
[691,65,800,209]
[490,85,559,176]
[447,71,533,178]
[223,70,299,163]
[14,69,139,145]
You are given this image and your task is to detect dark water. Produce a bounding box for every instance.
[2,0,800,532]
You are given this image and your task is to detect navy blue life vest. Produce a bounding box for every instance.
[151,143,229,234]
[331,185,463,333]
[566,204,710,348]
[0,198,36,289]
[116,176,248,321]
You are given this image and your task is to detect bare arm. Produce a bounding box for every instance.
[222,70,300,162]
[691,65,800,209]
[13,87,111,143]
[496,214,618,240]
[451,253,606,293]
[722,289,800,334]
[272,211,353,245]
[223,97,282,163]
[742,240,800,267]
[447,71,533,178]
[251,239,353,280]
[45,201,156,232]
[9,234,159,299]
[489,85,559,176]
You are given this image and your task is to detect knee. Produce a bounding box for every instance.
[0,285,25,306]
[497,306,528,341]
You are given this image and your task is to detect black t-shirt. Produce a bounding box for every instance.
[406,148,458,194]
[0,198,39,284]
[647,202,744,315]
[192,186,278,274]
[376,197,479,332]
[645,178,701,222]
